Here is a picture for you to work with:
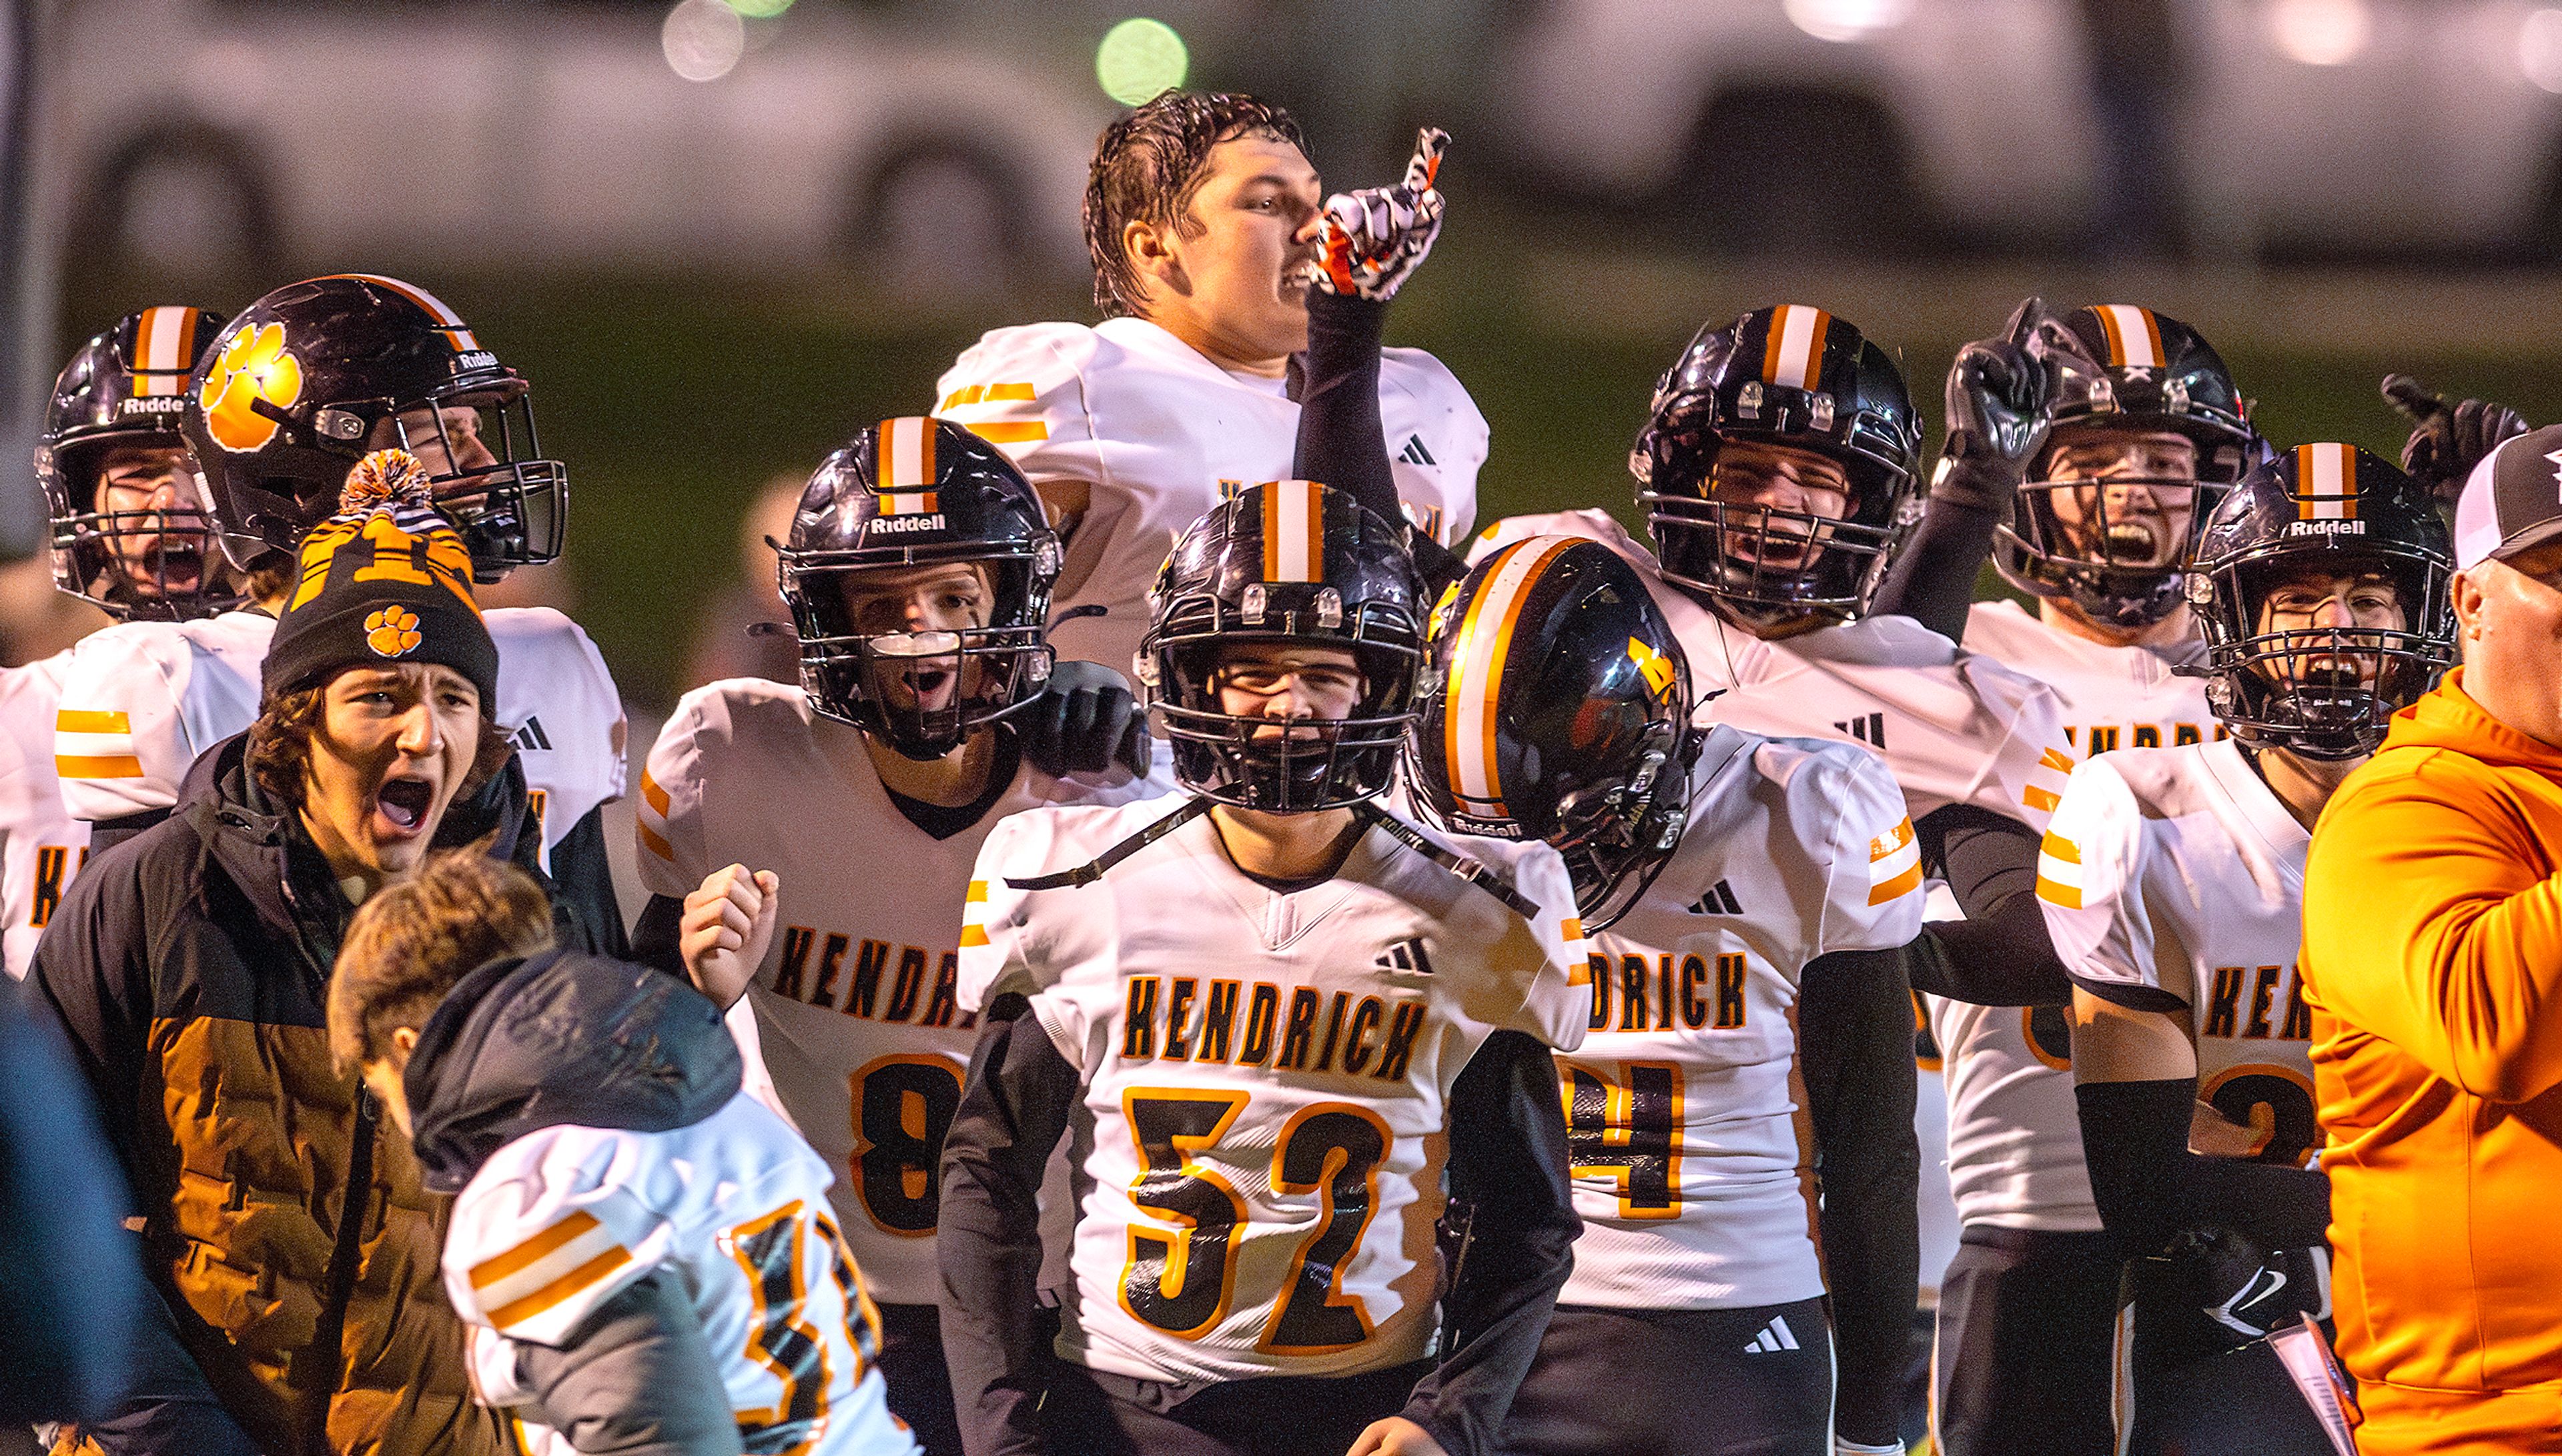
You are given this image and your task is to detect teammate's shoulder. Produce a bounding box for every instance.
[1378,345,1480,408]
[2071,740,2220,820]
[1464,508,1641,568]
[1961,598,2045,650]
[1740,725,1891,790]
[983,792,1191,871]
[484,604,605,658]
[943,319,1100,378]
[1801,612,1960,668]
[1368,806,1565,923]
[64,614,199,672]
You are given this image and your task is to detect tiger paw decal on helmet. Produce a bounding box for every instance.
[197,323,302,454]
[366,606,422,657]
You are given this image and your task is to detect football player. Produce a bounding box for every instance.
[1471,305,2087,1451]
[1410,536,1928,1455]
[940,482,1589,1456]
[5,307,230,978]
[50,274,631,950]
[1869,301,2262,1456]
[930,94,1480,679]
[633,418,1156,1455]
[2043,444,2455,1454]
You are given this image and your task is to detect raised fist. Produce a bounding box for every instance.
[681,863,779,1009]
[1308,127,1448,303]
[2383,373,2529,502]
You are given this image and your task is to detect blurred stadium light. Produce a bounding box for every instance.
[1096,16,1186,106]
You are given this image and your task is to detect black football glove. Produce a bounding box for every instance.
[2383,373,2529,503]
[1932,295,2054,512]
[1016,658,1148,779]
[2176,1227,2332,1341]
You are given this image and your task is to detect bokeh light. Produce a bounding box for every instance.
[1781,0,1914,44]
[2266,0,2371,67]
[1097,18,1188,107]
[663,0,745,82]
[725,0,793,17]
[2521,9,2562,94]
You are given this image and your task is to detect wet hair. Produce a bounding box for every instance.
[1083,91,1308,317]
[328,848,555,1074]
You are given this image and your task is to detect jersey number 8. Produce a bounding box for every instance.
[851,1056,967,1236]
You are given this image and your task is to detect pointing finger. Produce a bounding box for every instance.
[2382,373,2447,425]
[1405,127,1450,191]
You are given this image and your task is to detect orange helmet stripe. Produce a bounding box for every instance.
[131,305,201,396]
[1443,535,1577,819]
[2297,442,2359,520]
[1759,304,1831,392]
[2094,304,2164,369]
[1259,480,1325,582]
[317,273,482,353]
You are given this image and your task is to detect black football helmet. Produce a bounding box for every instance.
[1410,535,1695,930]
[1632,303,1924,630]
[36,306,237,620]
[1138,480,1424,812]
[778,417,1061,760]
[1998,304,2263,628]
[2186,443,2453,760]
[184,273,562,581]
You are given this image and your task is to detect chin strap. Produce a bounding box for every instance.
[1355,804,1543,920]
[1005,795,1216,892]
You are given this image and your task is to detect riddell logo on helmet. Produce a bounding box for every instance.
[869,513,947,535]
[117,397,187,417]
[2286,520,2367,537]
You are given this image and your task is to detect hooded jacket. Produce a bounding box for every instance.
[404,948,741,1195]
[2300,670,2562,1447]
[30,732,552,1456]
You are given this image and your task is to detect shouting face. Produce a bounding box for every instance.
[298,662,485,890]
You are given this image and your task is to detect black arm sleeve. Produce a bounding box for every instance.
[1297,289,1468,594]
[2072,1078,2332,1259]
[547,804,630,960]
[514,1268,746,1456]
[937,996,1080,1456]
[1906,804,2073,1006]
[1867,486,2002,646]
[631,894,684,977]
[1400,1030,1579,1456]
[1797,946,1920,1449]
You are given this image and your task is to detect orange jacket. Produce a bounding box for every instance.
[2301,671,2562,1450]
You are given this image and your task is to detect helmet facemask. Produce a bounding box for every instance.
[43,437,238,621]
[1546,716,1691,930]
[2000,422,2247,629]
[785,550,1055,761]
[360,390,563,582]
[2190,549,2450,761]
[1146,588,1421,814]
[1641,422,1909,630]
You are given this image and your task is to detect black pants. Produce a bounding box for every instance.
[1500,1298,1835,1456]
[1043,1357,1434,1456]
[1933,1225,2118,1456]
[876,1302,963,1456]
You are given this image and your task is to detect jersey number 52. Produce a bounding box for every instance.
[1118,1089,1392,1355]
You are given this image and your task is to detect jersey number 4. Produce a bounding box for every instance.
[1119,1089,1391,1355]
[1563,1061,1684,1219]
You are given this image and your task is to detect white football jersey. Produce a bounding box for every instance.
[1924,600,2220,1233]
[444,1090,917,1456]
[0,652,88,980]
[634,678,1160,1305]
[1468,511,2076,826]
[932,318,1486,676]
[2036,740,2320,1166]
[52,606,626,866]
[959,796,1587,1385]
[1561,726,1925,1311]
[1964,600,2222,759]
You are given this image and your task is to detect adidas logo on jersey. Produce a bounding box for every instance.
[1376,936,1436,976]
[1398,434,1436,467]
[1689,879,1743,916]
[1742,1315,1801,1354]
[1835,711,1886,748]
[510,716,554,752]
